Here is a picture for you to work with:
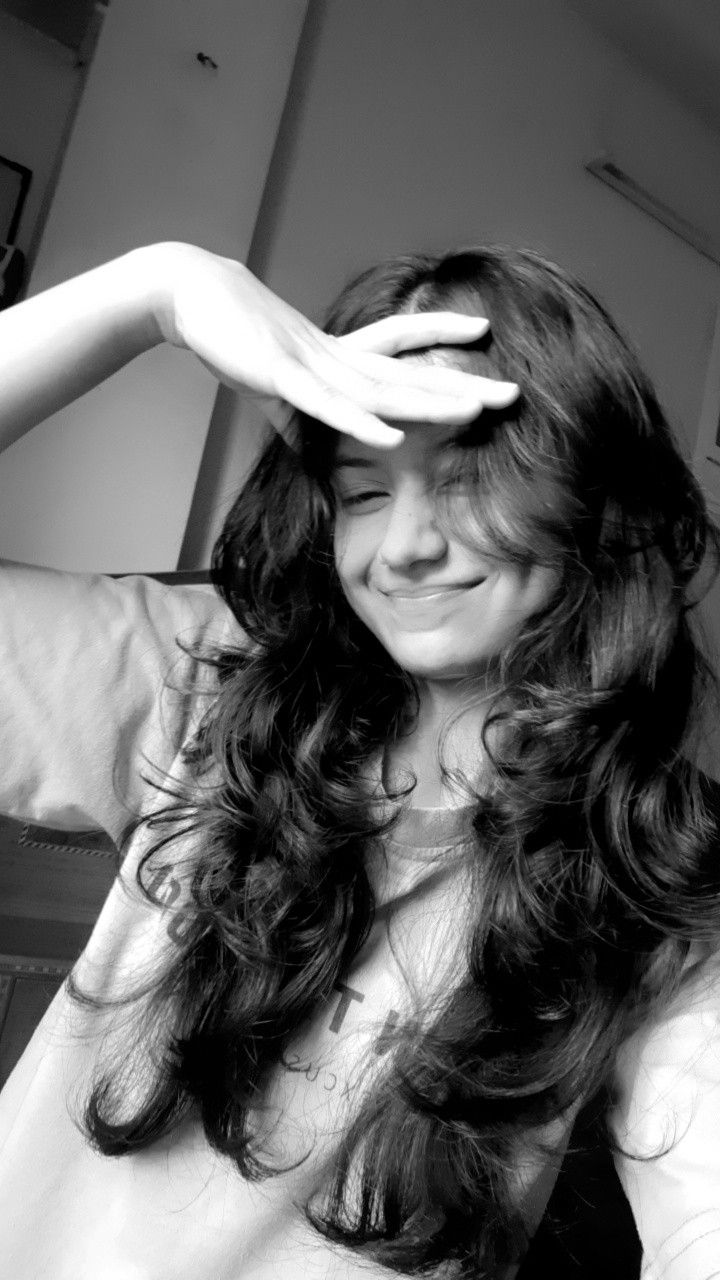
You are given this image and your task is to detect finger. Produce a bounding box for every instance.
[281,358,518,430]
[339,312,490,355]
[257,395,300,449]
[318,334,521,403]
[343,347,520,404]
[277,364,405,448]
[310,348,519,419]
[352,381,516,422]
[470,378,520,409]
[282,368,508,435]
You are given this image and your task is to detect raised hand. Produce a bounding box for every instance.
[155,244,519,448]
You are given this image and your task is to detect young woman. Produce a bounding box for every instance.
[0,240,719,1280]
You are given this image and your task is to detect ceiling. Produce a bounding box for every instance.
[2,0,720,136]
[0,0,107,51]
[568,0,720,134]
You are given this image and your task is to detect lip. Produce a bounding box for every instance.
[380,579,485,599]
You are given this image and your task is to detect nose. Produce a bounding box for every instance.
[377,487,448,572]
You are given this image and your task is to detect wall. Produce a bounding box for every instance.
[0,9,82,254]
[0,0,99,53]
[0,0,307,572]
[187,0,720,556]
[180,0,720,776]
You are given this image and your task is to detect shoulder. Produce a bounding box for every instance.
[0,561,238,661]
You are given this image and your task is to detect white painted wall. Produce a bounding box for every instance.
[181,0,720,776]
[192,0,720,561]
[0,9,82,255]
[0,0,307,572]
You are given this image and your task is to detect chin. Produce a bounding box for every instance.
[386,643,487,682]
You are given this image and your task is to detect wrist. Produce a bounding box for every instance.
[128,241,211,350]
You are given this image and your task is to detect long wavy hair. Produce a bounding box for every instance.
[71,247,720,1277]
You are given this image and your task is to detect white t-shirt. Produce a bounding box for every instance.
[0,563,718,1280]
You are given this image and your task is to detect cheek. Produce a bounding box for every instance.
[524,564,561,609]
[333,518,377,591]
[499,564,560,626]
[332,524,350,589]
[332,526,364,609]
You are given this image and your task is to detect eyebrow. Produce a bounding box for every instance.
[332,456,379,471]
[333,430,472,471]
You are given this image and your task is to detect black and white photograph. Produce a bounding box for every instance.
[1,3,720,1278]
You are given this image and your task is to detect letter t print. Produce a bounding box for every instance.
[329,981,364,1033]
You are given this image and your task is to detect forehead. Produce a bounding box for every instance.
[332,422,465,473]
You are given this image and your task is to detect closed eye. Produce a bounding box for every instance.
[338,490,388,509]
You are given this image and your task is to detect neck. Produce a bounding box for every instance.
[385,678,496,809]
[415,675,494,735]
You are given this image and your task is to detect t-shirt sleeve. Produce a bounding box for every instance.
[0,562,235,844]
[609,950,720,1280]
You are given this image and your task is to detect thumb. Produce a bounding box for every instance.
[255,394,300,451]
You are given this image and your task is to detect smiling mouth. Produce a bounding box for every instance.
[382,579,486,599]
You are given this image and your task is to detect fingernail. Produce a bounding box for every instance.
[491,381,520,399]
[457,317,490,333]
[372,427,405,447]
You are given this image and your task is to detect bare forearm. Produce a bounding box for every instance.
[0,245,171,454]
[0,240,517,459]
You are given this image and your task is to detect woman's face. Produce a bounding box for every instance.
[331,420,559,689]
